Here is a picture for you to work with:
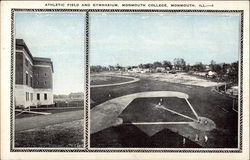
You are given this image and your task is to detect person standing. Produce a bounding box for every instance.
[195,134,199,142]
[183,137,186,147]
[204,135,208,143]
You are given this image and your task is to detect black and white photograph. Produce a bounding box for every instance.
[0,1,249,160]
[13,12,85,148]
[90,12,241,149]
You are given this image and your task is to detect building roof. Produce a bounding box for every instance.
[16,39,54,72]
[33,57,54,72]
[16,39,33,61]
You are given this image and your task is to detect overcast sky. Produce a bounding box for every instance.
[16,13,85,95]
[15,12,240,93]
[90,13,240,67]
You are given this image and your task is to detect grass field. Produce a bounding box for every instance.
[15,120,84,148]
[90,73,238,148]
[15,109,84,147]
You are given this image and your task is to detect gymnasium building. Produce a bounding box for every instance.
[15,39,54,108]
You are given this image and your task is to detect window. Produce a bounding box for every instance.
[37,93,40,100]
[30,76,33,87]
[26,92,29,101]
[44,81,47,85]
[25,58,28,66]
[30,93,33,101]
[37,81,39,85]
[44,73,47,77]
[44,93,47,100]
[25,73,28,85]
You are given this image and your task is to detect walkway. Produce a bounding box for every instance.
[15,110,84,132]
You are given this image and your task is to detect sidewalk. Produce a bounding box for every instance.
[15,110,84,132]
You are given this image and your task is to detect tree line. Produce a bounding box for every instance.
[91,58,237,73]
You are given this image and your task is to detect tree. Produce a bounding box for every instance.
[185,64,191,72]
[228,61,238,83]
[144,63,153,69]
[210,60,216,71]
[152,61,162,69]
[139,64,144,68]
[193,62,205,71]
[108,65,115,71]
[173,58,186,70]
[213,64,222,73]
[162,60,172,70]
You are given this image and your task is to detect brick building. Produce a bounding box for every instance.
[15,39,54,108]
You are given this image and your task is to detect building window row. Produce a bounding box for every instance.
[25,92,47,101]
[36,93,48,101]
[36,81,47,86]
[34,73,48,77]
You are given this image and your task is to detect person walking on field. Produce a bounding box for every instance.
[195,134,199,142]
[204,135,208,143]
[183,137,186,147]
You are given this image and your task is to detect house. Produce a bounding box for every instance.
[207,70,217,78]
[156,67,165,72]
[15,39,54,108]
[128,67,142,73]
[140,68,150,73]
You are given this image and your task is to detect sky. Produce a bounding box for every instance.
[90,13,240,67]
[15,12,240,93]
[16,13,85,95]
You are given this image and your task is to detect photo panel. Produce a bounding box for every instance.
[12,10,86,149]
[89,11,242,150]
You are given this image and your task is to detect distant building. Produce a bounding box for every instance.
[69,92,84,99]
[204,65,211,71]
[128,67,142,73]
[156,67,165,72]
[207,70,217,78]
[15,39,54,108]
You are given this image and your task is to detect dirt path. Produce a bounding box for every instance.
[15,110,84,132]
[91,75,140,88]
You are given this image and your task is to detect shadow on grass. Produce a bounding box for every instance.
[90,124,201,148]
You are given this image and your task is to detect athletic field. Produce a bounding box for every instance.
[90,72,238,148]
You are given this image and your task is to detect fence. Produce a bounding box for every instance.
[54,100,84,108]
[232,98,238,113]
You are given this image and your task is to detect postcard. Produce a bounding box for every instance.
[1,1,249,160]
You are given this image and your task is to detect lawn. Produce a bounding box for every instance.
[15,120,84,148]
[90,75,238,148]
